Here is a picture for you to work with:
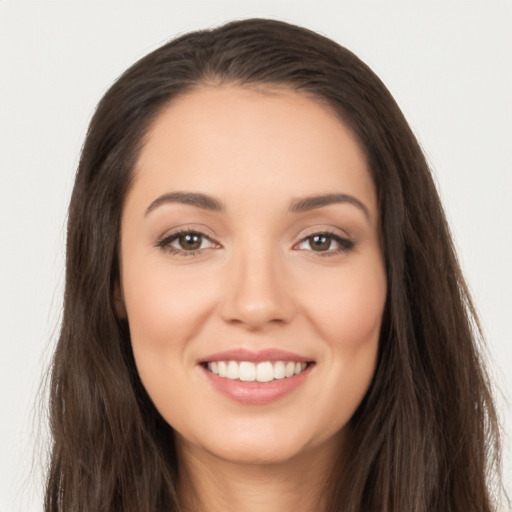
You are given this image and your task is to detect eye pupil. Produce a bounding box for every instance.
[179,233,202,250]
[310,234,331,251]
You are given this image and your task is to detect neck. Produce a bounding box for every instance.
[176,436,342,512]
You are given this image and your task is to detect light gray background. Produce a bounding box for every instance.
[1,1,511,510]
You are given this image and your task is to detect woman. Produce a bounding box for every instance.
[45,18,503,512]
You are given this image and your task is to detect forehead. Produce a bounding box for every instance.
[130,84,376,216]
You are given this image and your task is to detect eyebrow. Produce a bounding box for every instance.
[289,193,370,220]
[145,192,223,216]
[145,191,370,220]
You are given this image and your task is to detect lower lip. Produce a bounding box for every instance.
[201,364,313,405]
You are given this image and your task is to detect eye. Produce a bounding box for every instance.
[296,232,354,254]
[157,230,218,255]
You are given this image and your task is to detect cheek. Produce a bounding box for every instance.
[308,265,385,430]
[304,260,387,350]
[121,261,219,396]
[122,266,216,428]
[124,262,214,347]
[304,257,386,409]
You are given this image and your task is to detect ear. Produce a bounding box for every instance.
[113,282,127,319]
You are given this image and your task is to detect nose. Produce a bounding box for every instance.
[219,246,296,330]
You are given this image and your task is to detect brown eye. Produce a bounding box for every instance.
[296,232,354,255]
[157,230,216,255]
[309,234,331,252]
[178,232,203,251]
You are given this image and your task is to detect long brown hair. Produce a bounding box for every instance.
[45,18,503,511]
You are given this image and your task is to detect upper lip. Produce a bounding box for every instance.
[198,348,312,364]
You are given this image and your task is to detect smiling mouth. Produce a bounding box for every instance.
[203,360,312,383]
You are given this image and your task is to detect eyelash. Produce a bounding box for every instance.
[295,232,355,256]
[156,230,355,257]
[156,229,219,256]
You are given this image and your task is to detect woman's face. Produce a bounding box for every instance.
[118,85,387,466]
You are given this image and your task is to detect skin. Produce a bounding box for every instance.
[117,85,387,512]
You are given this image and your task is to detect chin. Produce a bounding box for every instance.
[211,440,303,466]
[178,419,344,468]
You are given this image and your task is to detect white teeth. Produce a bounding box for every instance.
[256,362,274,382]
[239,361,256,382]
[218,361,227,377]
[273,361,286,379]
[206,360,309,382]
[226,361,239,379]
[285,361,295,377]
